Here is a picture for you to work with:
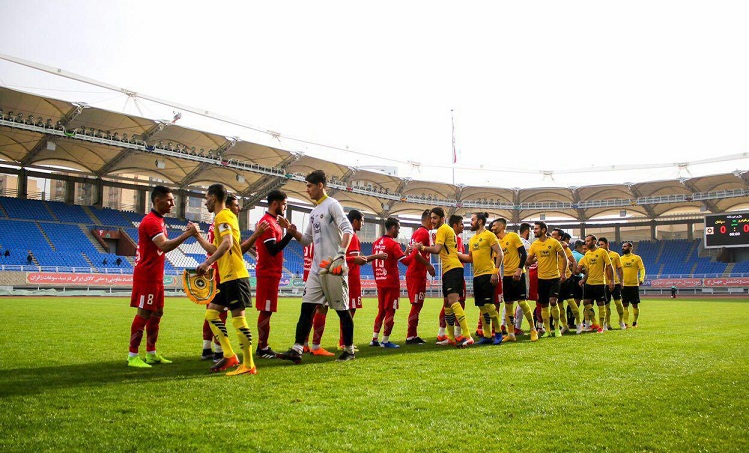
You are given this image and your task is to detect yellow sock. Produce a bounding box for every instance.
[541,306,550,333]
[605,303,612,325]
[504,302,514,332]
[633,305,640,323]
[550,304,560,331]
[567,299,580,325]
[518,300,535,330]
[444,306,456,341]
[451,302,471,339]
[585,305,595,323]
[614,299,624,323]
[479,305,491,337]
[205,309,234,358]
[598,305,606,327]
[232,316,255,369]
[623,305,630,325]
[486,304,501,333]
[558,301,567,326]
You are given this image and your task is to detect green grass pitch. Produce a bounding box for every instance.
[1,296,748,452]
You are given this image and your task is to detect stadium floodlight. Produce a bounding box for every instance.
[236,174,245,183]
[155,159,166,169]
[46,141,56,151]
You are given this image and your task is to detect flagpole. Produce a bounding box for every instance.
[451,109,456,185]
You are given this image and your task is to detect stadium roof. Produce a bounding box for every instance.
[2,86,749,223]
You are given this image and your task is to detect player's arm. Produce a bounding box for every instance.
[293,221,313,246]
[577,257,588,285]
[616,260,624,284]
[264,231,295,256]
[525,247,537,266]
[419,242,443,255]
[557,246,567,281]
[240,220,269,254]
[193,230,217,254]
[604,255,614,289]
[197,232,232,275]
[638,258,646,284]
[490,242,503,285]
[152,223,197,253]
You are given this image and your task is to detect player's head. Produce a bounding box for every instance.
[471,212,489,232]
[384,217,400,238]
[347,209,363,232]
[305,170,326,201]
[449,214,464,234]
[551,228,563,241]
[267,189,287,216]
[533,221,548,238]
[226,194,240,215]
[562,232,572,243]
[622,241,633,254]
[430,207,445,229]
[421,209,431,228]
[150,185,174,215]
[574,239,585,251]
[491,217,507,235]
[519,222,531,239]
[597,236,609,250]
[205,183,227,213]
[585,234,597,249]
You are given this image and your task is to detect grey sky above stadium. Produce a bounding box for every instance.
[1,0,748,189]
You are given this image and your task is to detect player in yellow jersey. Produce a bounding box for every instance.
[526,221,567,338]
[491,218,538,342]
[551,229,583,334]
[195,183,257,376]
[465,212,504,345]
[598,237,626,330]
[576,234,614,334]
[416,207,474,347]
[620,241,646,328]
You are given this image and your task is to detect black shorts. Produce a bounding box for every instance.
[572,275,584,300]
[473,274,495,306]
[583,284,606,303]
[558,278,575,301]
[502,275,527,302]
[537,278,561,305]
[604,283,623,303]
[621,286,640,304]
[215,277,252,311]
[442,268,465,298]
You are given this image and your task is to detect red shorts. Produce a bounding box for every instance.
[406,275,426,305]
[493,276,503,303]
[349,284,362,309]
[377,286,400,311]
[255,276,280,312]
[528,267,539,301]
[130,281,165,311]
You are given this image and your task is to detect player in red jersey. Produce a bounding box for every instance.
[371,217,411,348]
[403,209,435,345]
[437,214,468,344]
[127,185,197,368]
[254,190,295,359]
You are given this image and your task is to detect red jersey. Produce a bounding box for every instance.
[346,233,362,288]
[456,236,465,254]
[133,210,167,284]
[405,226,430,279]
[255,212,284,278]
[303,244,313,281]
[373,235,406,289]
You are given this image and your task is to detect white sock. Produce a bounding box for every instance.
[214,343,223,353]
[438,327,446,337]
[515,306,523,329]
[292,344,304,354]
[202,340,212,349]
[455,325,462,337]
[128,352,138,358]
[383,335,390,343]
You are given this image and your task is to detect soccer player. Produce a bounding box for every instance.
[491,218,537,342]
[515,222,541,333]
[127,185,197,368]
[403,209,436,345]
[576,234,614,334]
[465,212,504,345]
[371,217,411,348]
[551,229,582,334]
[254,190,296,358]
[620,241,646,328]
[598,237,626,330]
[277,170,357,363]
[415,207,474,347]
[526,221,567,338]
[436,214,468,343]
[196,183,257,375]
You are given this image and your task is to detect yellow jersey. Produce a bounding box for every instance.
[608,250,623,284]
[579,247,612,285]
[558,246,574,278]
[468,229,499,277]
[213,208,249,283]
[529,237,565,280]
[620,253,646,286]
[434,223,463,274]
[499,232,525,276]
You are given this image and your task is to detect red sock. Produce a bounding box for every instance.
[257,311,272,349]
[407,303,422,338]
[438,306,446,328]
[145,316,161,352]
[312,311,327,346]
[477,313,483,334]
[373,308,385,337]
[383,308,396,337]
[202,319,213,342]
[129,314,148,353]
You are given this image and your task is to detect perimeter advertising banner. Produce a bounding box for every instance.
[27,273,178,287]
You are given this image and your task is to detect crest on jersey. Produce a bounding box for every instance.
[182,268,218,305]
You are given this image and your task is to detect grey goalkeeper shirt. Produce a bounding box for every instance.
[300,195,354,274]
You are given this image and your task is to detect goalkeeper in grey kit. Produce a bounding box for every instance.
[277,170,356,363]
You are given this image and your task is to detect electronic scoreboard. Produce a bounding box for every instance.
[704,211,749,248]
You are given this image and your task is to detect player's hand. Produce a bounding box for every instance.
[379,253,388,261]
[490,273,498,286]
[196,261,210,276]
[354,256,367,265]
[427,264,436,277]
[186,222,199,236]
[414,242,424,252]
[608,282,615,291]
[277,216,290,229]
[560,275,567,283]
[579,279,585,287]
[288,223,297,235]
[513,268,522,281]
[255,220,270,235]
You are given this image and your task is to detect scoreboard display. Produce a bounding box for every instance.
[704,211,749,248]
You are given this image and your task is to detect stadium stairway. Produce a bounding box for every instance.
[723,262,736,276]
[42,203,59,221]
[35,221,57,251]
[78,224,108,253]
[81,206,102,225]
[0,201,7,218]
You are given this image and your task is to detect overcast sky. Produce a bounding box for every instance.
[1,0,748,188]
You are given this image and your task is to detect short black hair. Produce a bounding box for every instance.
[475,212,489,226]
[519,222,531,234]
[430,207,445,219]
[562,232,572,242]
[384,217,400,231]
[421,209,431,220]
[586,234,598,242]
[534,221,548,233]
[226,194,238,206]
[267,189,287,205]
[150,185,172,203]
[347,209,363,223]
[574,239,584,249]
[552,228,564,237]
[495,218,507,227]
[449,214,463,228]
[207,183,227,203]
[598,237,609,244]
[305,170,326,186]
